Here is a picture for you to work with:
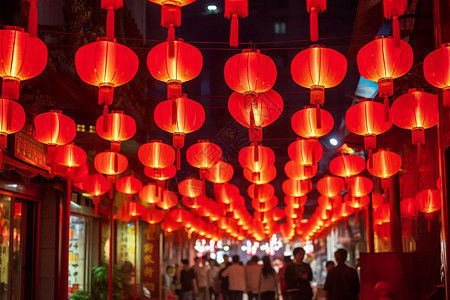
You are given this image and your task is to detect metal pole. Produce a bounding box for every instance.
[60,179,71,299]
[109,199,114,300]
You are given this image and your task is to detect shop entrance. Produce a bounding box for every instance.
[0,193,39,300]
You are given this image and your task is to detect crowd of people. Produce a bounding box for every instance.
[162,248,359,300]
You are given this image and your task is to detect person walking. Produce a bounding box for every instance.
[324,248,360,300]
[163,266,174,300]
[279,255,292,300]
[221,255,246,300]
[208,259,221,300]
[180,259,196,300]
[219,261,232,300]
[246,256,262,300]
[284,247,313,300]
[258,256,279,300]
[193,257,209,300]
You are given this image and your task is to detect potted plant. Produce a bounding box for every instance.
[91,264,124,300]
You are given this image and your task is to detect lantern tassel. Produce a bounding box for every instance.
[47,145,56,177]
[383,95,390,122]
[28,0,38,37]
[309,7,319,42]
[2,78,21,101]
[368,148,373,169]
[94,196,100,216]
[355,210,358,225]
[417,143,422,166]
[168,24,175,58]
[176,148,181,170]
[316,105,322,129]
[230,14,239,47]
[161,4,181,28]
[254,143,259,163]
[99,86,114,106]
[167,81,182,100]
[103,105,109,132]
[111,141,121,152]
[392,16,400,48]
[106,7,115,41]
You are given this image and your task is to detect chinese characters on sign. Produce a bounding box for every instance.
[141,223,160,299]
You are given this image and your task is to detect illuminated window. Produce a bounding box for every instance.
[89,126,96,133]
[76,124,85,132]
[274,22,286,34]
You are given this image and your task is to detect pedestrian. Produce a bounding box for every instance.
[245,256,262,300]
[208,259,221,300]
[279,255,292,300]
[220,254,229,269]
[219,261,232,300]
[221,255,246,300]
[284,247,313,300]
[325,261,335,272]
[174,263,183,299]
[180,259,196,300]
[258,256,279,300]
[163,266,174,300]
[324,248,360,300]
[193,257,209,300]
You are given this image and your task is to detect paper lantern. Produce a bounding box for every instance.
[143,209,165,225]
[243,165,276,185]
[372,193,384,209]
[282,179,312,197]
[317,176,345,198]
[122,201,146,217]
[344,194,370,209]
[367,149,402,179]
[81,173,111,214]
[178,178,203,198]
[204,161,234,184]
[96,110,136,152]
[75,38,138,113]
[145,165,176,181]
[383,0,407,46]
[73,163,89,184]
[154,95,205,169]
[374,203,390,225]
[147,40,202,99]
[216,183,240,204]
[182,195,207,209]
[306,0,327,42]
[401,198,416,218]
[288,138,323,166]
[291,45,347,105]
[391,89,438,146]
[247,183,275,201]
[423,44,450,106]
[224,49,277,96]
[239,144,275,173]
[415,189,441,214]
[138,140,175,172]
[115,175,143,197]
[156,190,179,210]
[94,151,128,182]
[346,176,373,197]
[139,183,161,204]
[284,195,307,208]
[228,89,283,143]
[252,196,278,212]
[55,143,87,179]
[0,98,25,167]
[186,140,222,175]
[291,106,334,138]
[224,0,248,47]
[345,99,392,150]
[0,26,47,100]
[318,195,342,211]
[329,154,365,178]
[284,160,318,181]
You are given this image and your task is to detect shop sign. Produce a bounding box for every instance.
[141,223,161,299]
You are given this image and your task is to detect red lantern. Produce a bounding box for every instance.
[154,95,205,169]
[401,198,416,218]
[291,106,334,139]
[391,89,438,146]
[143,209,165,225]
[291,45,347,105]
[122,201,146,217]
[186,140,222,176]
[204,161,234,184]
[0,98,25,167]
[346,176,373,197]
[239,144,275,174]
[243,165,276,185]
[169,208,194,223]
[81,173,111,215]
[345,99,392,150]
[374,203,390,225]
[216,183,240,204]
[344,194,370,209]
[372,193,384,209]
[73,164,89,185]
[288,138,323,166]
[357,36,413,118]
[182,195,207,209]
[138,140,175,172]
[367,149,402,180]
[224,0,248,47]
[139,183,161,204]
[252,196,278,212]
[248,183,275,201]
[282,179,312,197]
[94,151,128,182]
[178,178,203,198]
[317,176,345,198]
[383,0,407,46]
[75,38,138,114]
[115,175,143,198]
[147,40,202,99]
[318,195,342,211]
[306,0,326,42]
[96,110,136,152]
[145,165,176,181]
[284,160,318,181]
[55,143,87,179]
[329,154,365,178]
[423,44,450,106]
[228,89,283,143]
[156,190,179,210]
[0,26,47,100]
[415,189,441,214]
[284,195,307,208]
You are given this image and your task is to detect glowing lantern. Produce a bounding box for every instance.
[186,140,222,177]
[147,40,203,99]
[94,151,128,182]
[345,99,392,150]
[415,189,441,214]
[401,198,416,218]
[73,164,89,185]
[288,138,323,167]
[138,140,175,174]
[75,38,138,115]
[282,179,312,197]
[204,161,234,184]
[423,44,450,106]
[239,144,275,174]
[318,195,342,211]
[243,165,277,185]
[81,173,111,215]
[391,89,438,146]
[178,178,203,198]
[291,106,334,139]
[329,154,365,179]
[228,89,283,143]
[161,219,183,233]
[383,0,407,46]
[216,183,240,204]
[374,203,390,225]
[145,165,176,181]
[0,26,47,100]
[284,195,307,208]
[139,183,161,204]
[156,190,178,210]
[0,98,25,167]
[291,45,347,106]
[96,110,136,152]
[182,195,207,209]
[317,176,345,198]
[284,160,318,181]
[272,208,286,221]
[306,0,327,42]
[122,201,146,218]
[248,183,275,202]
[115,175,143,201]
[55,143,87,179]
[224,0,248,47]
[357,36,413,118]
[367,149,402,180]
[346,176,373,197]
[252,196,278,212]
[143,209,165,225]
[169,208,194,223]
[154,95,205,169]
[344,194,370,209]
[372,193,384,209]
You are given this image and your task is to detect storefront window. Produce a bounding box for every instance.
[11,202,23,300]
[0,196,11,300]
[117,222,136,265]
[69,215,87,295]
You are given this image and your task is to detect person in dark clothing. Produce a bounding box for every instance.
[284,247,313,300]
[219,262,232,300]
[180,259,196,300]
[324,248,360,300]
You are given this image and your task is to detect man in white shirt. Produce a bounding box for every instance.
[245,256,262,300]
[221,255,246,300]
[192,257,209,300]
[208,259,221,300]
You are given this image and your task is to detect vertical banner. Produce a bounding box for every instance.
[141,223,161,299]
